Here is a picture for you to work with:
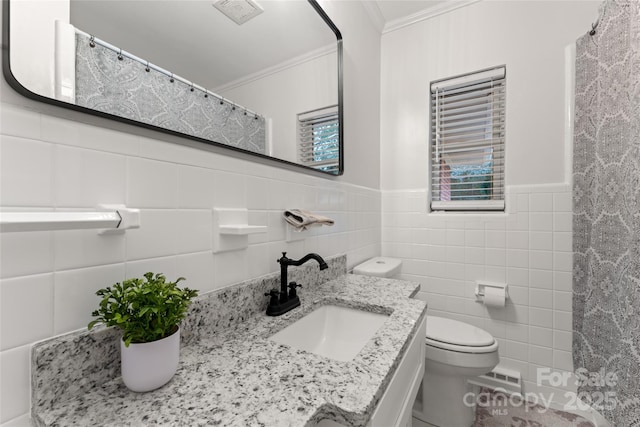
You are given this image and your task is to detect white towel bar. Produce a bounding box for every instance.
[0,207,140,233]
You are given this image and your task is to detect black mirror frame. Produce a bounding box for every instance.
[2,0,343,176]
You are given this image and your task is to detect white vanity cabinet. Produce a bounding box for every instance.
[368,315,426,427]
[316,314,426,427]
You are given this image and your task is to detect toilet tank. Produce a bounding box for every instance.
[353,257,402,278]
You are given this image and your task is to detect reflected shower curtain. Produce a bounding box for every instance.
[573,0,640,425]
[74,33,267,155]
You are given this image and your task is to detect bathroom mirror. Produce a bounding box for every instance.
[2,0,343,175]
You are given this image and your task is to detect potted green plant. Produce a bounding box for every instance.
[88,272,198,392]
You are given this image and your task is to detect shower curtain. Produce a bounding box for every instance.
[573,0,640,425]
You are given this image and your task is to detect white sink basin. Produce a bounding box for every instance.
[269,305,389,362]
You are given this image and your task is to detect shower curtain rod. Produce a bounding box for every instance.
[74,28,263,118]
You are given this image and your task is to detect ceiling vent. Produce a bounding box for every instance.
[213,0,264,25]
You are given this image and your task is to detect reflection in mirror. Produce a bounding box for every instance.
[4,0,343,175]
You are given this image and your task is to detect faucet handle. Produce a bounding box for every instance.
[288,282,302,298]
[264,289,279,306]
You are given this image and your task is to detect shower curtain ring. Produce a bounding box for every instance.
[190,83,195,92]
[204,90,208,98]
[220,97,224,105]
[170,73,174,83]
[89,35,96,48]
[145,61,150,72]
[117,49,123,61]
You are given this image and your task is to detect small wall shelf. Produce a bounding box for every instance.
[213,208,266,253]
[219,225,267,235]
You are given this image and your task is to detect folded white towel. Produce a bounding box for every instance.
[283,209,335,231]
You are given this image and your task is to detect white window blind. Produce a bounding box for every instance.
[298,105,339,173]
[430,66,506,212]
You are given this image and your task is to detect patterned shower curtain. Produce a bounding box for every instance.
[572,0,640,425]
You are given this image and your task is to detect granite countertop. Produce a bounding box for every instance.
[34,274,427,427]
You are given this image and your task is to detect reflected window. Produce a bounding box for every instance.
[297,105,339,173]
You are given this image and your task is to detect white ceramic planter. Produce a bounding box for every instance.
[120,327,180,392]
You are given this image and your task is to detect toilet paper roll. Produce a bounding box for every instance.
[483,286,506,307]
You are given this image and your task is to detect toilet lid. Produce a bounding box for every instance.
[426,316,495,347]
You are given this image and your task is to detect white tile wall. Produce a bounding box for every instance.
[0,229,54,278]
[54,145,127,207]
[127,158,179,208]
[0,274,54,351]
[0,103,381,424]
[382,184,575,400]
[53,263,126,334]
[0,136,53,206]
[0,345,30,423]
[53,227,126,271]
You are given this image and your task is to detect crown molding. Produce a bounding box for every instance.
[383,0,482,34]
[360,0,386,34]
[214,44,336,93]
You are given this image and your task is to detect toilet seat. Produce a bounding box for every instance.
[426,337,498,353]
[426,316,498,354]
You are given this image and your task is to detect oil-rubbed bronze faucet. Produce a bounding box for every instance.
[264,252,328,316]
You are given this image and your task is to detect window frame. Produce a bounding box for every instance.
[429,65,506,213]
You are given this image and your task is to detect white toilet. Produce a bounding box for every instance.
[353,257,500,427]
[417,316,499,426]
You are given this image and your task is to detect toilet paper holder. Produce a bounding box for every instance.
[474,281,509,302]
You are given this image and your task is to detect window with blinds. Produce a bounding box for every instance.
[298,105,340,174]
[430,66,506,212]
